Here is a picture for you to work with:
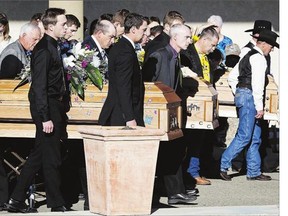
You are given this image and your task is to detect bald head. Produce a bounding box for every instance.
[93,20,116,49]
[93,20,115,35]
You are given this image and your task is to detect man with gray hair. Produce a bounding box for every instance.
[82,19,116,60]
[0,22,41,78]
[82,19,116,81]
[142,24,198,205]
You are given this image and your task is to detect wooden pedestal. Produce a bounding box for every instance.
[79,126,165,216]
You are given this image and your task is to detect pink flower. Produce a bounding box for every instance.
[66,73,71,81]
[81,60,88,68]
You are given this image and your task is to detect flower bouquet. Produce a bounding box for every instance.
[13,62,32,92]
[63,42,104,100]
[14,42,105,101]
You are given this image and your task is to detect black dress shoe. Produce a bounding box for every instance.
[220,171,232,181]
[5,198,28,213]
[168,193,197,205]
[247,174,272,181]
[51,205,67,212]
[0,203,7,211]
[84,198,89,210]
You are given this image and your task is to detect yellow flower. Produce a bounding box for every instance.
[192,35,199,43]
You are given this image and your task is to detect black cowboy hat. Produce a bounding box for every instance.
[245,20,272,35]
[252,29,279,48]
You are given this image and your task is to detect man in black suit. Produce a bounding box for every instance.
[82,20,116,60]
[142,24,197,205]
[82,20,116,81]
[5,8,69,213]
[98,13,147,127]
[143,10,184,64]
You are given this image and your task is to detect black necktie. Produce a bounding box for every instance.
[57,45,66,94]
[174,55,182,90]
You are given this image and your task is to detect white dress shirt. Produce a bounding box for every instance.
[229,46,267,111]
[228,40,256,94]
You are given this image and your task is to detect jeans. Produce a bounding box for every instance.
[187,157,200,178]
[220,88,262,178]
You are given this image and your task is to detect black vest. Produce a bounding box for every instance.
[244,42,271,77]
[237,49,260,90]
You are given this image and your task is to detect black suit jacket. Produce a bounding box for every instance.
[144,31,170,62]
[142,45,178,89]
[98,36,145,126]
[143,44,190,128]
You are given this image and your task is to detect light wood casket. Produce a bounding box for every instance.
[185,77,219,130]
[215,72,279,122]
[0,80,183,140]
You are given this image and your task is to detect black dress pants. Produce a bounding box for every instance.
[155,134,187,197]
[11,99,66,208]
[0,159,8,205]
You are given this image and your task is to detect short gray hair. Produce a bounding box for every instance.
[19,22,40,36]
[169,23,190,37]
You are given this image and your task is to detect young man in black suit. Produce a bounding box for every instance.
[5,8,69,213]
[143,10,185,63]
[98,13,147,127]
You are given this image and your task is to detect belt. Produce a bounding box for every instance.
[236,83,252,90]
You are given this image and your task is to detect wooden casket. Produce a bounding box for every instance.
[185,77,219,130]
[0,80,183,141]
[215,71,279,122]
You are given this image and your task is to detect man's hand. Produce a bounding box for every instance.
[126,119,137,127]
[42,120,54,133]
[255,110,264,119]
[181,66,198,78]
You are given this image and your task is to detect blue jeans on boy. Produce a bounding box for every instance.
[220,87,262,178]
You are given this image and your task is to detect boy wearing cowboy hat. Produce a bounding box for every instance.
[220,29,279,181]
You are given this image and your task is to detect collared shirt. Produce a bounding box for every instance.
[91,35,104,54]
[239,40,256,59]
[228,40,256,94]
[195,46,210,82]
[168,44,178,59]
[29,33,66,122]
[122,35,135,49]
[167,44,184,90]
[199,53,210,82]
[229,46,266,111]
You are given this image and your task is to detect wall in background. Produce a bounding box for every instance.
[1,0,280,83]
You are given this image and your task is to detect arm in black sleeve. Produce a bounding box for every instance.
[0,55,23,79]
